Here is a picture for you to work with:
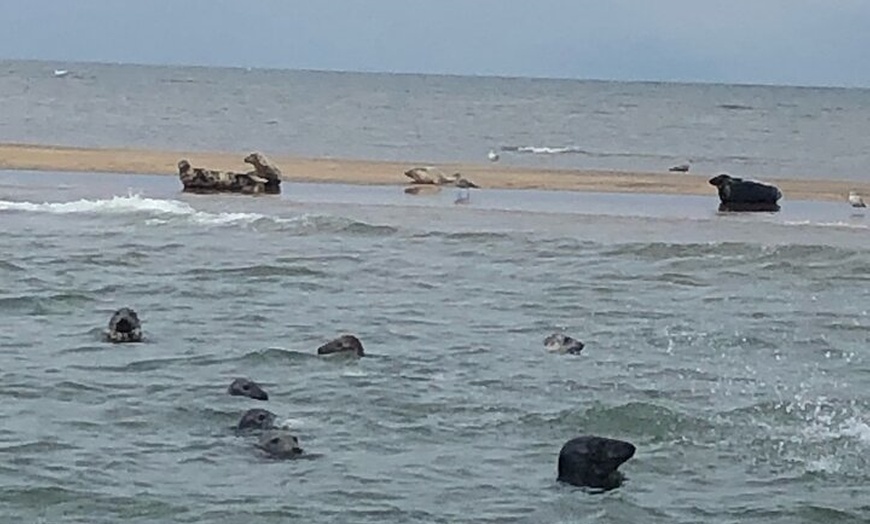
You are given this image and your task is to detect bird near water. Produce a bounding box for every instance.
[848,191,866,208]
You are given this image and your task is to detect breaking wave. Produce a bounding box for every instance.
[0,194,397,235]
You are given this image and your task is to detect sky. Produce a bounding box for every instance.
[1,0,869,87]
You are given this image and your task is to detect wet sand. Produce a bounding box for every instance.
[1,142,867,202]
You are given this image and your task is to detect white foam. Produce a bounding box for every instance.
[515,146,583,154]
[782,220,869,230]
[0,194,275,227]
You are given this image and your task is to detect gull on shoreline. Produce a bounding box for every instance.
[488,149,500,162]
[849,191,866,208]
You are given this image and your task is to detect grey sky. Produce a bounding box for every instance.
[2,0,869,87]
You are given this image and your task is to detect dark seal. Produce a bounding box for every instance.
[544,333,585,354]
[317,334,365,357]
[557,435,636,491]
[227,378,269,401]
[105,307,142,343]
[708,173,782,212]
[237,408,278,431]
[257,430,304,459]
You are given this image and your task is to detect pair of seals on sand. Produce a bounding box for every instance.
[708,173,782,212]
[178,152,282,195]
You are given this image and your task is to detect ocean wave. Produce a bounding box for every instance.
[0,194,397,235]
[500,145,588,155]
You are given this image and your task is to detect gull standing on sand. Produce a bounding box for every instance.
[848,191,866,208]
[453,174,479,203]
[488,149,500,162]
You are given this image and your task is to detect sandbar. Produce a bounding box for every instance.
[0,142,867,203]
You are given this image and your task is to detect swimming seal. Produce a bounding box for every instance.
[708,173,782,212]
[544,333,585,354]
[257,430,304,459]
[105,307,142,343]
[557,435,636,491]
[317,334,365,357]
[237,408,278,431]
[227,378,269,401]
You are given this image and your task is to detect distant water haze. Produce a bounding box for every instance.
[1,59,869,181]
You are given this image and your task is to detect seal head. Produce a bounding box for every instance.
[237,408,278,431]
[257,430,304,459]
[227,378,269,401]
[544,333,585,354]
[557,435,636,491]
[317,334,365,357]
[106,307,142,343]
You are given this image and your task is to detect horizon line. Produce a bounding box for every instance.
[2,56,868,91]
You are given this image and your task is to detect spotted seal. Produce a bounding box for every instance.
[544,333,585,355]
[557,435,636,491]
[105,307,142,343]
[227,378,269,401]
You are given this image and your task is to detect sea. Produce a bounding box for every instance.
[0,60,868,523]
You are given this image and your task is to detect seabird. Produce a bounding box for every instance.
[848,191,866,208]
[53,69,69,78]
[488,149,500,162]
[668,162,691,173]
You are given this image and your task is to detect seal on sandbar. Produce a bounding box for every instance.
[557,435,636,491]
[317,334,365,357]
[708,173,782,212]
[257,430,304,459]
[544,333,585,354]
[105,307,142,343]
[237,408,278,431]
[227,378,269,401]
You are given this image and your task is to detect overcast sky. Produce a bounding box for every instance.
[2,0,869,87]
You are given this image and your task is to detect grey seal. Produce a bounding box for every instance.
[257,430,304,459]
[237,408,278,431]
[227,378,269,401]
[557,435,636,491]
[544,333,585,354]
[105,307,142,343]
[708,173,782,212]
[317,334,365,357]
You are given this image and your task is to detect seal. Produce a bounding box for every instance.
[227,378,269,401]
[317,334,365,357]
[105,307,142,343]
[708,173,782,212]
[237,408,278,431]
[557,435,636,491]
[544,333,585,354]
[257,430,304,459]
[243,151,282,194]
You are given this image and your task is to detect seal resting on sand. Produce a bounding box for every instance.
[317,334,365,357]
[257,430,304,459]
[708,173,782,212]
[105,307,142,343]
[227,378,269,401]
[544,333,585,354]
[237,408,278,431]
[177,152,282,195]
[243,152,282,194]
[557,435,636,491]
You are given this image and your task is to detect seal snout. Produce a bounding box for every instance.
[227,377,269,401]
[317,334,365,357]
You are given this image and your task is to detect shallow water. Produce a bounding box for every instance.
[2,59,870,180]
[0,171,868,523]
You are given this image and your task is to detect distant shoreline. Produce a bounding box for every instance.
[0,142,866,202]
